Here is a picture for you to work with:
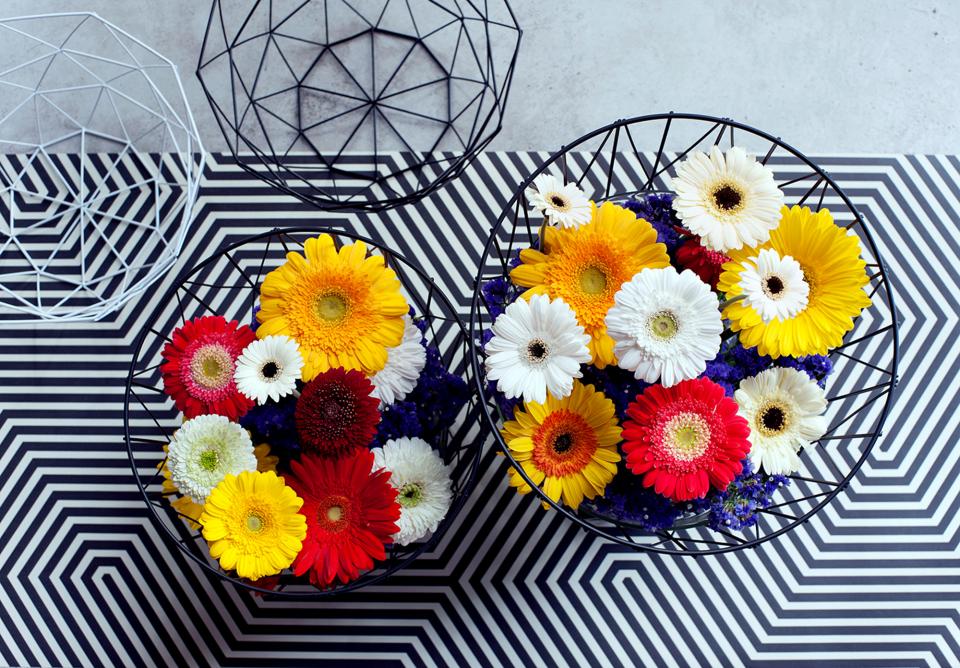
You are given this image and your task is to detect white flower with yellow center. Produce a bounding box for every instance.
[485,293,591,403]
[738,248,810,322]
[670,146,784,251]
[525,173,592,229]
[234,334,303,404]
[735,367,828,475]
[371,437,452,546]
[605,267,722,386]
[168,414,257,503]
[370,315,426,406]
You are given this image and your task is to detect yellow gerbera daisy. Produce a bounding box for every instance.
[200,470,307,580]
[510,201,669,367]
[718,205,872,357]
[162,442,279,529]
[257,234,409,380]
[501,380,622,510]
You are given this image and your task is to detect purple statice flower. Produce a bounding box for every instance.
[778,355,833,388]
[580,364,649,422]
[729,342,771,379]
[372,400,423,448]
[701,458,790,531]
[622,193,685,253]
[250,304,260,332]
[480,276,515,319]
[589,467,681,532]
[404,340,469,446]
[703,352,740,397]
[239,393,298,464]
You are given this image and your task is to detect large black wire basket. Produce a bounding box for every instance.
[469,113,900,555]
[124,228,482,596]
[197,0,521,212]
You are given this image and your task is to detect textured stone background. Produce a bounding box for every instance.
[2,0,955,153]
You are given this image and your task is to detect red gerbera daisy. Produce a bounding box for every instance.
[675,236,731,288]
[295,367,380,457]
[286,450,401,587]
[622,377,750,502]
[161,315,256,419]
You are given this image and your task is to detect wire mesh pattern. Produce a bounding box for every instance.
[469,113,900,555]
[124,227,481,596]
[197,0,521,212]
[0,12,204,323]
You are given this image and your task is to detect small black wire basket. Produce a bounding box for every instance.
[469,112,900,555]
[124,228,482,596]
[197,0,521,212]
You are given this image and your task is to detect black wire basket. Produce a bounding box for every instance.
[124,228,482,596]
[197,0,521,212]
[469,113,900,555]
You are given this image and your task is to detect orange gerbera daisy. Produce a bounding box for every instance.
[257,234,409,380]
[510,201,670,367]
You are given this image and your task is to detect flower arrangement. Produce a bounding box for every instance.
[480,146,871,532]
[158,233,468,589]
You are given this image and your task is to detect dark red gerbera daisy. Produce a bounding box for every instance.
[675,236,731,288]
[622,377,750,502]
[286,450,401,587]
[161,315,256,420]
[295,367,380,457]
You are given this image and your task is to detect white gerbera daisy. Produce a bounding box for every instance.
[234,334,303,404]
[370,315,426,406]
[485,293,591,403]
[735,367,828,475]
[525,173,592,229]
[739,248,810,322]
[670,146,784,251]
[605,267,722,387]
[167,414,257,503]
[371,437,452,546]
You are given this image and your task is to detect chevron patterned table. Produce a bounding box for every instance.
[0,152,952,667]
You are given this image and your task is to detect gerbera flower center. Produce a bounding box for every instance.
[245,511,265,533]
[318,494,351,531]
[199,449,220,472]
[711,183,744,212]
[579,266,608,295]
[398,482,423,508]
[757,401,791,436]
[261,361,280,379]
[647,310,680,340]
[532,409,598,477]
[525,338,550,364]
[190,345,233,389]
[763,275,785,297]
[548,193,570,210]
[663,412,711,461]
[315,293,348,323]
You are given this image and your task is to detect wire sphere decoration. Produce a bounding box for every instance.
[469,113,900,555]
[197,0,521,212]
[124,227,483,596]
[0,13,205,323]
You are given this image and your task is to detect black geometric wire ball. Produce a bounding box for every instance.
[197,0,521,212]
[469,112,900,555]
[124,228,482,596]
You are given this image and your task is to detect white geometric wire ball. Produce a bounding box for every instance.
[0,13,205,323]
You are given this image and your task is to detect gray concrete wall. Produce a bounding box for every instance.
[2,0,955,154]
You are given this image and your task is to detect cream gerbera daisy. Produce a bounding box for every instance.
[670,146,784,251]
[525,173,592,229]
[369,315,426,406]
[168,414,257,503]
[738,248,810,323]
[485,293,591,403]
[735,367,828,475]
[234,335,303,404]
[371,437,453,546]
[605,267,722,387]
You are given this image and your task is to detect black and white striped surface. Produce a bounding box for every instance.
[0,151,952,667]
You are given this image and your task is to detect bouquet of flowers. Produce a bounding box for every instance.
[480,146,872,532]
[157,233,468,588]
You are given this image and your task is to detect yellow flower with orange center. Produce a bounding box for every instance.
[257,234,409,380]
[718,205,872,357]
[510,201,670,367]
[501,381,622,510]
